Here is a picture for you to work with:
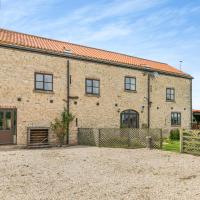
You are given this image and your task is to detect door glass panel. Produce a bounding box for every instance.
[121,114,129,128]
[121,110,139,128]
[129,114,134,128]
[6,112,11,130]
[0,112,3,130]
[13,110,17,134]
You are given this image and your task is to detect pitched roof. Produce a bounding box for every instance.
[193,110,200,113]
[0,28,192,78]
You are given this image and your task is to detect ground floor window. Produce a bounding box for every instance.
[171,112,181,126]
[121,110,139,128]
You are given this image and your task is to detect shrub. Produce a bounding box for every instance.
[51,108,74,146]
[169,129,180,140]
[120,124,128,128]
[141,123,148,129]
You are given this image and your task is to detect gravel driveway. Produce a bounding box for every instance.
[0,146,200,200]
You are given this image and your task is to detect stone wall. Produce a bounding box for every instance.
[0,46,192,144]
[69,59,148,129]
[0,47,67,145]
[69,59,191,137]
[150,75,191,136]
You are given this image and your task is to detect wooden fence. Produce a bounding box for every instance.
[180,129,200,155]
[78,128,163,149]
[192,123,200,130]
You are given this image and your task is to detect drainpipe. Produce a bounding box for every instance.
[147,73,150,128]
[66,60,70,144]
[190,79,193,129]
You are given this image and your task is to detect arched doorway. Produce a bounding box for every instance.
[120,110,139,128]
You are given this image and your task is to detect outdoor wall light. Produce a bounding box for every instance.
[17,97,22,102]
[141,106,145,112]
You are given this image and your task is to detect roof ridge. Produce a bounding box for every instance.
[0,28,167,65]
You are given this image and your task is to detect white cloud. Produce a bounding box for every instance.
[0,0,56,29]
[73,0,163,24]
[0,0,164,40]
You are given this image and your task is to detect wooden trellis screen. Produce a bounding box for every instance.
[78,128,163,149]
[180,129,200,155]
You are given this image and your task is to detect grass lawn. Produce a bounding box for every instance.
[162,139,180,152]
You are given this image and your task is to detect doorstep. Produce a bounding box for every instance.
[0,144,26,151]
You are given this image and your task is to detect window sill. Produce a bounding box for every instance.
[166,100,175,103]
[124,90,137,93]
[33,89,55,94]
[85,94,100,98]
[171,125,181,127]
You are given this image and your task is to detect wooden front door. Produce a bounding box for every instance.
[0,109,16,144]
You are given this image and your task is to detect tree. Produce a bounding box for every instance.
[51,108,74,146]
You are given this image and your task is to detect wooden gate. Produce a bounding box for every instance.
[180,129,200,155]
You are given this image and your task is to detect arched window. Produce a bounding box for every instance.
[120,110,139,128]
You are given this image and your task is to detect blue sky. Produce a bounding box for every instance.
[0,0,200,109]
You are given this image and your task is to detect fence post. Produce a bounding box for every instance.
[146,136,152,149]
[160,129,163,149]
[180,129,183,153]
[77,128,80,145]
[98,129,101,147]
[128,130,131,148]
[147,128,150,136]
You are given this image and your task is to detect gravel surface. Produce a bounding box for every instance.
[0,146,200,200]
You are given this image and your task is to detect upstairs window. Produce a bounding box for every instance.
[171,112,181,126]
[86,79,100,95]
[35,73,53,91]
[125,77,136,91]
[166,88,175,101]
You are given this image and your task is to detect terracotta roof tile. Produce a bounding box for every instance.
[0,28,192,78]
[193,110,200,113]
